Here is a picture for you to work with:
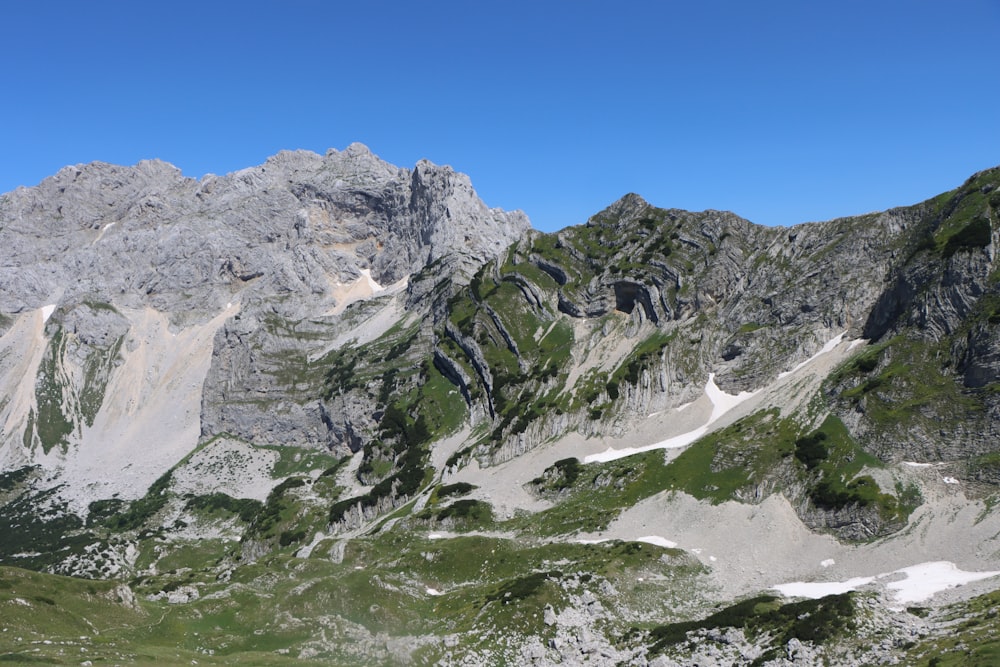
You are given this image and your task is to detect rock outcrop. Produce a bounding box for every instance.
[0,143,528,323]
[0,144,529,495]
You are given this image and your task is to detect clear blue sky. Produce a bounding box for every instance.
[2,1,998,231]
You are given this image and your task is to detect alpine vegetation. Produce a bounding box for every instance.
[2,146,1000,665]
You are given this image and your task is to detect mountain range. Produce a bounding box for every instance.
[1,145,999,666]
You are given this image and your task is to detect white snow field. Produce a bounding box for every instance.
[773,561,1000,606]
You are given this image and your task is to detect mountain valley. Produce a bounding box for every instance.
[2,146,1000,665]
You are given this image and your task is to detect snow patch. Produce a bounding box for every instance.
[578,535,678,550]
[585,374,755,463]
[586,333,852,463]
[772,575,876,598]
[40,304,56,323]
[584,424,709,463]
[821,559,836,568]
[942,477,960,485]
[426,587,443,596]
[887,562,1000,605]
[636,535,678,549]
[773,561,1000,605]
[704,373,756,422]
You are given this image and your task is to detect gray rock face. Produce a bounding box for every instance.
[532,194,915,399]
[0,143,528,324]
[514,182,999,470]
[0,144,530,468]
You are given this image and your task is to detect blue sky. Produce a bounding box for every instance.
[2,1,998,231]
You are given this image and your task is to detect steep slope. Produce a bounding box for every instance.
[2,157,1000,665]
[0,144,528,560]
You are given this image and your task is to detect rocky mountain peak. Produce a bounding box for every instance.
[0,145,530,322]
[0,145,530,500]
[2,159,1000,665]
[343,141,375,157]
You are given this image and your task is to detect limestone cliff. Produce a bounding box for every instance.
[0,144,529,501]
